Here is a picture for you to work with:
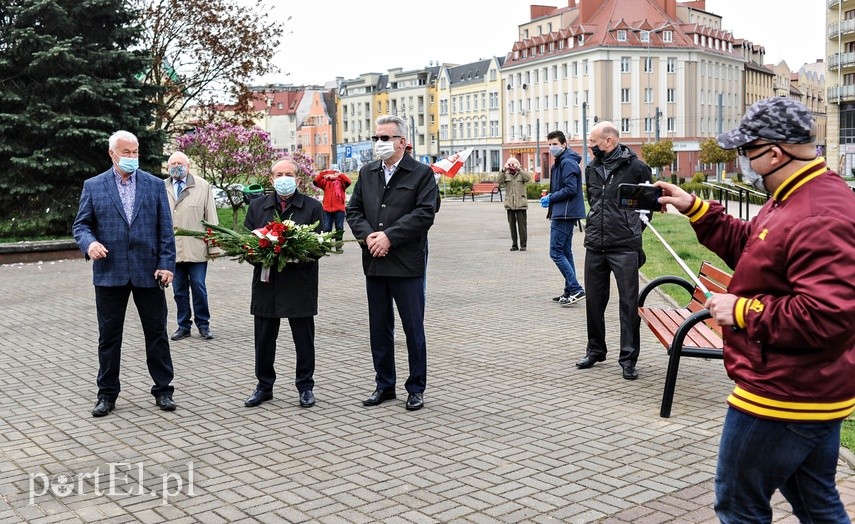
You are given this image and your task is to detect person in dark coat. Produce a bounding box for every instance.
[243,158,323,409]
[576,121,652,380]
[346,115,437,411]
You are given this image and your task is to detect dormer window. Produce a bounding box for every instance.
[640,31,650,43]
[577,34,585,45]
[662,30,673,43]
[617,30,627,42]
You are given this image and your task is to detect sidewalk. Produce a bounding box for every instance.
[0,200,852,523]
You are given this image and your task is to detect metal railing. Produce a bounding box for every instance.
[828,84,855,101]
[702,182,768,220]
[828,52,855,70]
[828,18,855,39]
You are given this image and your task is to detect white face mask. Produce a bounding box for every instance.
[273,176,297,196]
[739,155,767,192]
[549,145,563,157]
[374,140,396,161]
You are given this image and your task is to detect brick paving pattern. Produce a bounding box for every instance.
[0,199,852,523]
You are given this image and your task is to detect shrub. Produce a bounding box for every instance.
[691,172,707,184]
[526,183,549,200]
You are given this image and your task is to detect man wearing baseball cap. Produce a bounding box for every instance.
[655,97,855,522]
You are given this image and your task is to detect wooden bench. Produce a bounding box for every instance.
[637,261,732,418]
[462,182,502,202]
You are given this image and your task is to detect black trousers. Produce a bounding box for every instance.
[366,276,427,394]
[507,209,528,249]
[253,316,315,393]
[94,285,174,400]
[584,250,641,367]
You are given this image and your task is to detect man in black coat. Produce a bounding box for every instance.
[243,158,323,408]
[346,115,437,411]
[577,121,652,380]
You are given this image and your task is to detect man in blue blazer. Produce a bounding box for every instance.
[72,130,177,417]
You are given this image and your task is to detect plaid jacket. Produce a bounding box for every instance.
[73,168,175,287]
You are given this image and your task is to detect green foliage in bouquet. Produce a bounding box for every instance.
[176,219,336,272]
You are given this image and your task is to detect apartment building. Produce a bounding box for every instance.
[436,58,505,172]
[336,73,383,171]
[827,0,854,175]
[501,0,745,179]
[735,39,775,111]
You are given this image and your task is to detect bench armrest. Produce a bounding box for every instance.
[638,275,694,307]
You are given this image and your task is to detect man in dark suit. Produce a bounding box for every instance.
[243,157,323,409]
[72,130,177,417]
[346,115,437,411]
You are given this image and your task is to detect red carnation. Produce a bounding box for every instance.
[258,238,272,248]
[274,245,282,254]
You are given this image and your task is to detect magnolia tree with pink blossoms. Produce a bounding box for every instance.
[177,122,277,229]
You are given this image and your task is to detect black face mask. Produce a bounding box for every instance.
[591,145,605,160]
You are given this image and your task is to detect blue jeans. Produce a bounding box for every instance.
[322,211,345,250]
[549,219,583,296]
[172,262,210,331]
[715,407,849,523]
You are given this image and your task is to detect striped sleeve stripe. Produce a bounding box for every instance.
[733,298,749,329]
[727,386,855,421]
[685,196,709,223]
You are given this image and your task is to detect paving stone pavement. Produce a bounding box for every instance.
[0,199,853,523]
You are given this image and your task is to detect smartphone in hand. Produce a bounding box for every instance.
[617,183,662,212]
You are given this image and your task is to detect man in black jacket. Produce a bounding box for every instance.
[346,115,437,411]
[243,158,323,409]
[576,121,652,380]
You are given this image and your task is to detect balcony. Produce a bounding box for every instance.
[828,84,855,101]
[828,52,855,70]
[829,0,841,7]
[828,18,855,39]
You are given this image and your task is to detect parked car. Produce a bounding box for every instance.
[211,184,245,208]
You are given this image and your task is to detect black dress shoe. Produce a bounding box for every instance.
[576,354,606,369]
[91,397,115,417]
[198,327,214,340]
[362,388,396,406]
[299,390,315,408]
[520,247,526,251]
[171,329,190,341]
[245,389,273,407]
[510,246,519,251]
[405,393,424,411]
[622,366,639,380]
[155,393,176,411]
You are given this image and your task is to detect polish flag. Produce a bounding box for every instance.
[431,147,473,178]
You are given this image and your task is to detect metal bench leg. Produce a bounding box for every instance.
[660,343,682,418]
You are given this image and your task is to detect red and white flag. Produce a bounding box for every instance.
[431,147,473,178]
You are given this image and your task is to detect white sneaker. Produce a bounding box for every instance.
[561,291,586,307]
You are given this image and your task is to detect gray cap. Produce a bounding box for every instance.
[716,97,816,150]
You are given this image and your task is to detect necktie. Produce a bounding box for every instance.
[175,180,184,198]
[280,200,288,213]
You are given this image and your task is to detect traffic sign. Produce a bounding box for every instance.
[345,146,352,158]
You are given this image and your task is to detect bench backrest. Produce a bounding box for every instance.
[473,182,497,190]
[686,261,732,336]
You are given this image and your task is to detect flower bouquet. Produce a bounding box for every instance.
[175,219,337,282]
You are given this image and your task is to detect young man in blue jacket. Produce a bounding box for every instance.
[541,130,586,307]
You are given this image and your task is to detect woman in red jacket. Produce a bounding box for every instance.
[313,169,351,253]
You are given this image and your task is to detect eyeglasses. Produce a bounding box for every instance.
[371,135,402,142]
[737,143,774,157]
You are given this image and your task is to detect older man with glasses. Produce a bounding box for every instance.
[346,115,437,411]
[656,97,855,523]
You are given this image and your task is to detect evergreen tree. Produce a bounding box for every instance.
[0,0,164,235]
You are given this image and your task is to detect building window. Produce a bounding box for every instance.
[621,88,630,103]
[578,34,585,45]
[554,94,559,107]
[645,87,653,104]
[643,57,653,72]
[534,69,539,83]
[667,88,675,103]
[621,118,631,133]
[562,64,568,78]
[667,117,675,132]
[617,30,627,42]
[640,30,650,43]
[490,69,496,81]
[583,60,589,75]
[552,66,558,80]
[544,67,549,82]
[667,57,676,73]
[644,117,652,132]
[662,31,673,43]
[573,62,578,76]
[621,57,630,73]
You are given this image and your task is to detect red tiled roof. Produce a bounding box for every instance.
[250,90,304,116]
[504,0,741,67]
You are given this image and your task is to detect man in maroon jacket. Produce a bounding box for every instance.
[657,97,855,522]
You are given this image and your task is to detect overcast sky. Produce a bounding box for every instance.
[255,1,826,87]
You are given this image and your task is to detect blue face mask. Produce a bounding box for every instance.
[549,145,564,157]
[116,156,139,173]
[169,165,187,179]
[273,176,297,196]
